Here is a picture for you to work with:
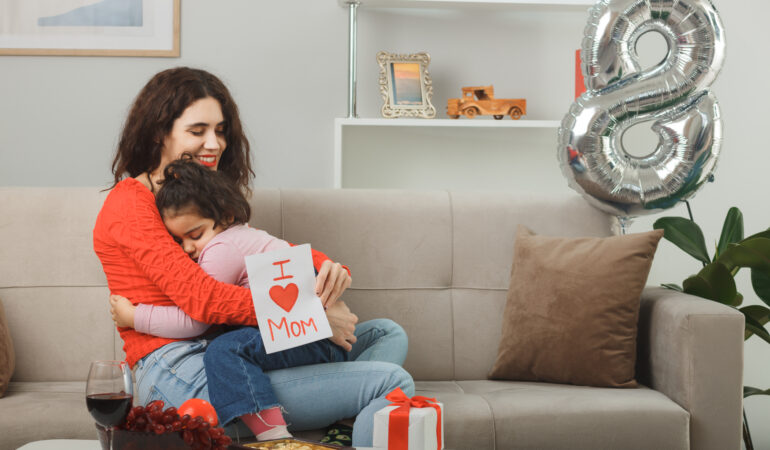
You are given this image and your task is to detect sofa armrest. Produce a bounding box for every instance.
[637,286,744,450]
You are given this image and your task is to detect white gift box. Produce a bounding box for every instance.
[372,401,444,450]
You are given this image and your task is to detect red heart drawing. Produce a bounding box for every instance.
[269,283,299,313]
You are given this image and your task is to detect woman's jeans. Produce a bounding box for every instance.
[133,319,414,446]
[203,327,349,426]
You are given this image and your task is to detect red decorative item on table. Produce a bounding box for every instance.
[372,387,444,450]
[179,398,219,427]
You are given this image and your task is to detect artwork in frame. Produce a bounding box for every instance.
[377,51,436,119]
[0,0,180,57]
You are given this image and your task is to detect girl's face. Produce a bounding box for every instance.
[163,209,223,262]
[160,96,226,174]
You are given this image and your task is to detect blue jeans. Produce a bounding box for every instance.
[133,318,413,446]
[203,327,348,426]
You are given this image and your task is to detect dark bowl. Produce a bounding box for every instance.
[96,424,189,450]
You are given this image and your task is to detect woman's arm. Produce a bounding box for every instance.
[100,182,350,326]
[134,234,350,339]
[101,183,256,325]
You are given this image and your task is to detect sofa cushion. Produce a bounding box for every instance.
[1,382,96,449]
[0,298,14,397]
[345,288,454,381]
[435,380,689,450]
[415,381,496,450]
[1,286,115,382]
[488,226,663,388]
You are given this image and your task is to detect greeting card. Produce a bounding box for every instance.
[245,244,332,353]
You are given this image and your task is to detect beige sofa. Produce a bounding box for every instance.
[0,187,744,449]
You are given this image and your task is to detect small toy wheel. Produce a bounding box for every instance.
[463,107,478,118]
[493,115,503,120]
[509,107,522,120]
[448,114,460,119]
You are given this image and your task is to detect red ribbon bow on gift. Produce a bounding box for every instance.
[384,387,442,450]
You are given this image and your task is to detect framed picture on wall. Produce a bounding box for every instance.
[377,51,436,119]
[0,0,180,57]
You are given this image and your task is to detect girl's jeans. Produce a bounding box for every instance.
[133,319,414,446]
[203,326,348,426]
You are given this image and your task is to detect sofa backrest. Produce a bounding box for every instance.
[0,187,611,382]
[0,187,113,382]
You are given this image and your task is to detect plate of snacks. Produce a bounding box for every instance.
[229,438,353,449]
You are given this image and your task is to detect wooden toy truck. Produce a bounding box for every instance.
[447,86,526,120]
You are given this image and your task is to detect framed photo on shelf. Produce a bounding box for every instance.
[0,0,180,57]
[377,51,436,119]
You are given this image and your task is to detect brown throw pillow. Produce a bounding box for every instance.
[488,226,663,388]
[0,297,15,397]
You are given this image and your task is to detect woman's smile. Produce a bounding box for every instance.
[197,154,218,167]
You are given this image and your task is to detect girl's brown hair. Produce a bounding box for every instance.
[155,157,250,229]
[111,67,253,192]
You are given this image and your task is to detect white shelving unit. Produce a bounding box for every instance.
[333,119,561,187]
[334,0,592,189]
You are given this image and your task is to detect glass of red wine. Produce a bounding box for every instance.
[86,360,133,450]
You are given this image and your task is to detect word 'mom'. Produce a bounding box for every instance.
[267,317,319,341]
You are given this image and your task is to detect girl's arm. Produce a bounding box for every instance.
[134,303,210,338]
[110,295,210,338]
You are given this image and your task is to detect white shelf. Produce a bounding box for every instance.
[338,0,593,8]
[334,118,562,188]
[336,118,561,128]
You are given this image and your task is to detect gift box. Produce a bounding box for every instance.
[372,388,444,450]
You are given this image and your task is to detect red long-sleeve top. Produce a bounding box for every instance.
[93,178,337,367]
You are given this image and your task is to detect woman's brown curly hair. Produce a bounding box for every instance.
[111,67,253,192]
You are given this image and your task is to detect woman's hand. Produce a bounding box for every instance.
[325,300,358,351]
[110,294,137,329]
[315,260,352,309]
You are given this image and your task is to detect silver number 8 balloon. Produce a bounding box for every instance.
[558,0,726,219]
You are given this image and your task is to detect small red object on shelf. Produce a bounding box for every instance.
[575,49,586,99]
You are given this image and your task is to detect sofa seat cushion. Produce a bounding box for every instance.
[1,382,96,449]
[415,380,689,450]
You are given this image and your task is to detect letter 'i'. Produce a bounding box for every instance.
[273,259,293,281]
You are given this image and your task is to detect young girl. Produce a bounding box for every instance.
[111,158,349,441]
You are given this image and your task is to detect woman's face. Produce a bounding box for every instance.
[160,96,226,173]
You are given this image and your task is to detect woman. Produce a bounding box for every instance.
[93,67,414,446]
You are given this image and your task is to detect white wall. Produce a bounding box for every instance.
[1,0,769,446]
[0,0,348,188]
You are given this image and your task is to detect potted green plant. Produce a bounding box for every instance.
[654,206,770,449]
